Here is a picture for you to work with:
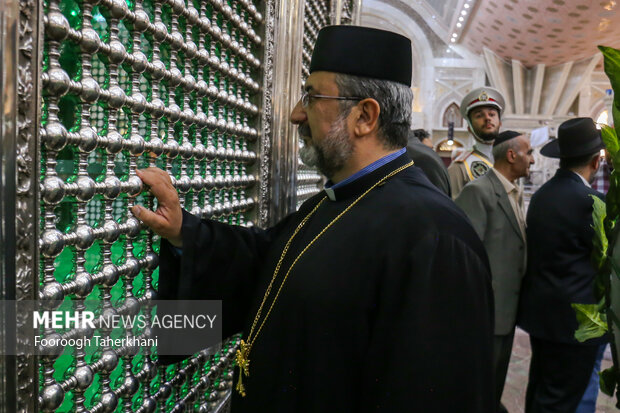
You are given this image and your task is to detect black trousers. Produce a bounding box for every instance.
[494,332,515,413]
[525,336,600,413]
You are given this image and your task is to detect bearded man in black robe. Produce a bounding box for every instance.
[132,25,494,412]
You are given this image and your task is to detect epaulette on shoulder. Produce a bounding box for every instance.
[454,150,474,163]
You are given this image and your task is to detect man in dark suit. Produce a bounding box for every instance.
[518,117,606,413]
[413,128,434,148]
[406,129,452,197]
[456,130,533,412]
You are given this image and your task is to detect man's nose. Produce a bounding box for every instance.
[290,100,306,124]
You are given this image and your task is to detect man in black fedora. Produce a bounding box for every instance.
[518,117,606,413]
[132,25,494,411]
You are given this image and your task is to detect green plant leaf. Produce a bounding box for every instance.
[572,303,608,342]
[600,366,619,397]
[591,195,608,272]
[602,125,620,160]
[590,194,608,306]
[600,46,620,89]
[614,101,620,143]
[599,45,620,129]
[608,172,620,221]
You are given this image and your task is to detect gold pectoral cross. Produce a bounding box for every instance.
[235,339,251,397]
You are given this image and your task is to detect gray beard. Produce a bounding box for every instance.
[298,113,353,179]
[299,144,319,167]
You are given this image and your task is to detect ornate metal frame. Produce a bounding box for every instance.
[0,0,41,410]
[5,0,279,411]
[258,0,281,227]
[260,0,306,226]
[0,3,20,411]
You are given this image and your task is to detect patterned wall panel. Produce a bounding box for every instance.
[30,0,270,411]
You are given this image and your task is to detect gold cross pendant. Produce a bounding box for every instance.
[235,340,251,397]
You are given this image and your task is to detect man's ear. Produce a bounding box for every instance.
[592,154,601,171]
[353,98,380,136]
[506,148,516,163]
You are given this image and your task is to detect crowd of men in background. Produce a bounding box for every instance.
[413,87,608,413]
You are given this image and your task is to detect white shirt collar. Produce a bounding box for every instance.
[473,142,494,162]
[572,171,591,188]
[491,168,517,194]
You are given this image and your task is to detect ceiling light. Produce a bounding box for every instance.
[461,10,467,15]
[464,3,470,8]
[459,16,464,22]
[451,38,456,42]
[452,33,458,37]
[457,22,462,27]
[447,139,454,146]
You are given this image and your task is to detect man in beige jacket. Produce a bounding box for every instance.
[456,130,534,413]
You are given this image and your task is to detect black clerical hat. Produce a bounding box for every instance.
[309,26,412,87]
[493,130,522,147]
[541,117,604,158]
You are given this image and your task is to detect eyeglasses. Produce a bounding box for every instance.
[300,90,364,108]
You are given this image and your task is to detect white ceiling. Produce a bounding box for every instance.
[459,0,620,67]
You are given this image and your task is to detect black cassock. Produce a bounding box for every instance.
[158,153,494,412]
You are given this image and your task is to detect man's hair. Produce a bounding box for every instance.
[559,152,600,170]
[413,129,430,141]
[492,138,521,162]
[334,73,413,148]
[468,105,501,121]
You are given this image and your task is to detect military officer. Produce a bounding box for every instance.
[448,86,505,198]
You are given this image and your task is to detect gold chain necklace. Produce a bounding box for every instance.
[235,161,414,396]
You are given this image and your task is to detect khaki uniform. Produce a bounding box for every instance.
[448,149,493,199]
